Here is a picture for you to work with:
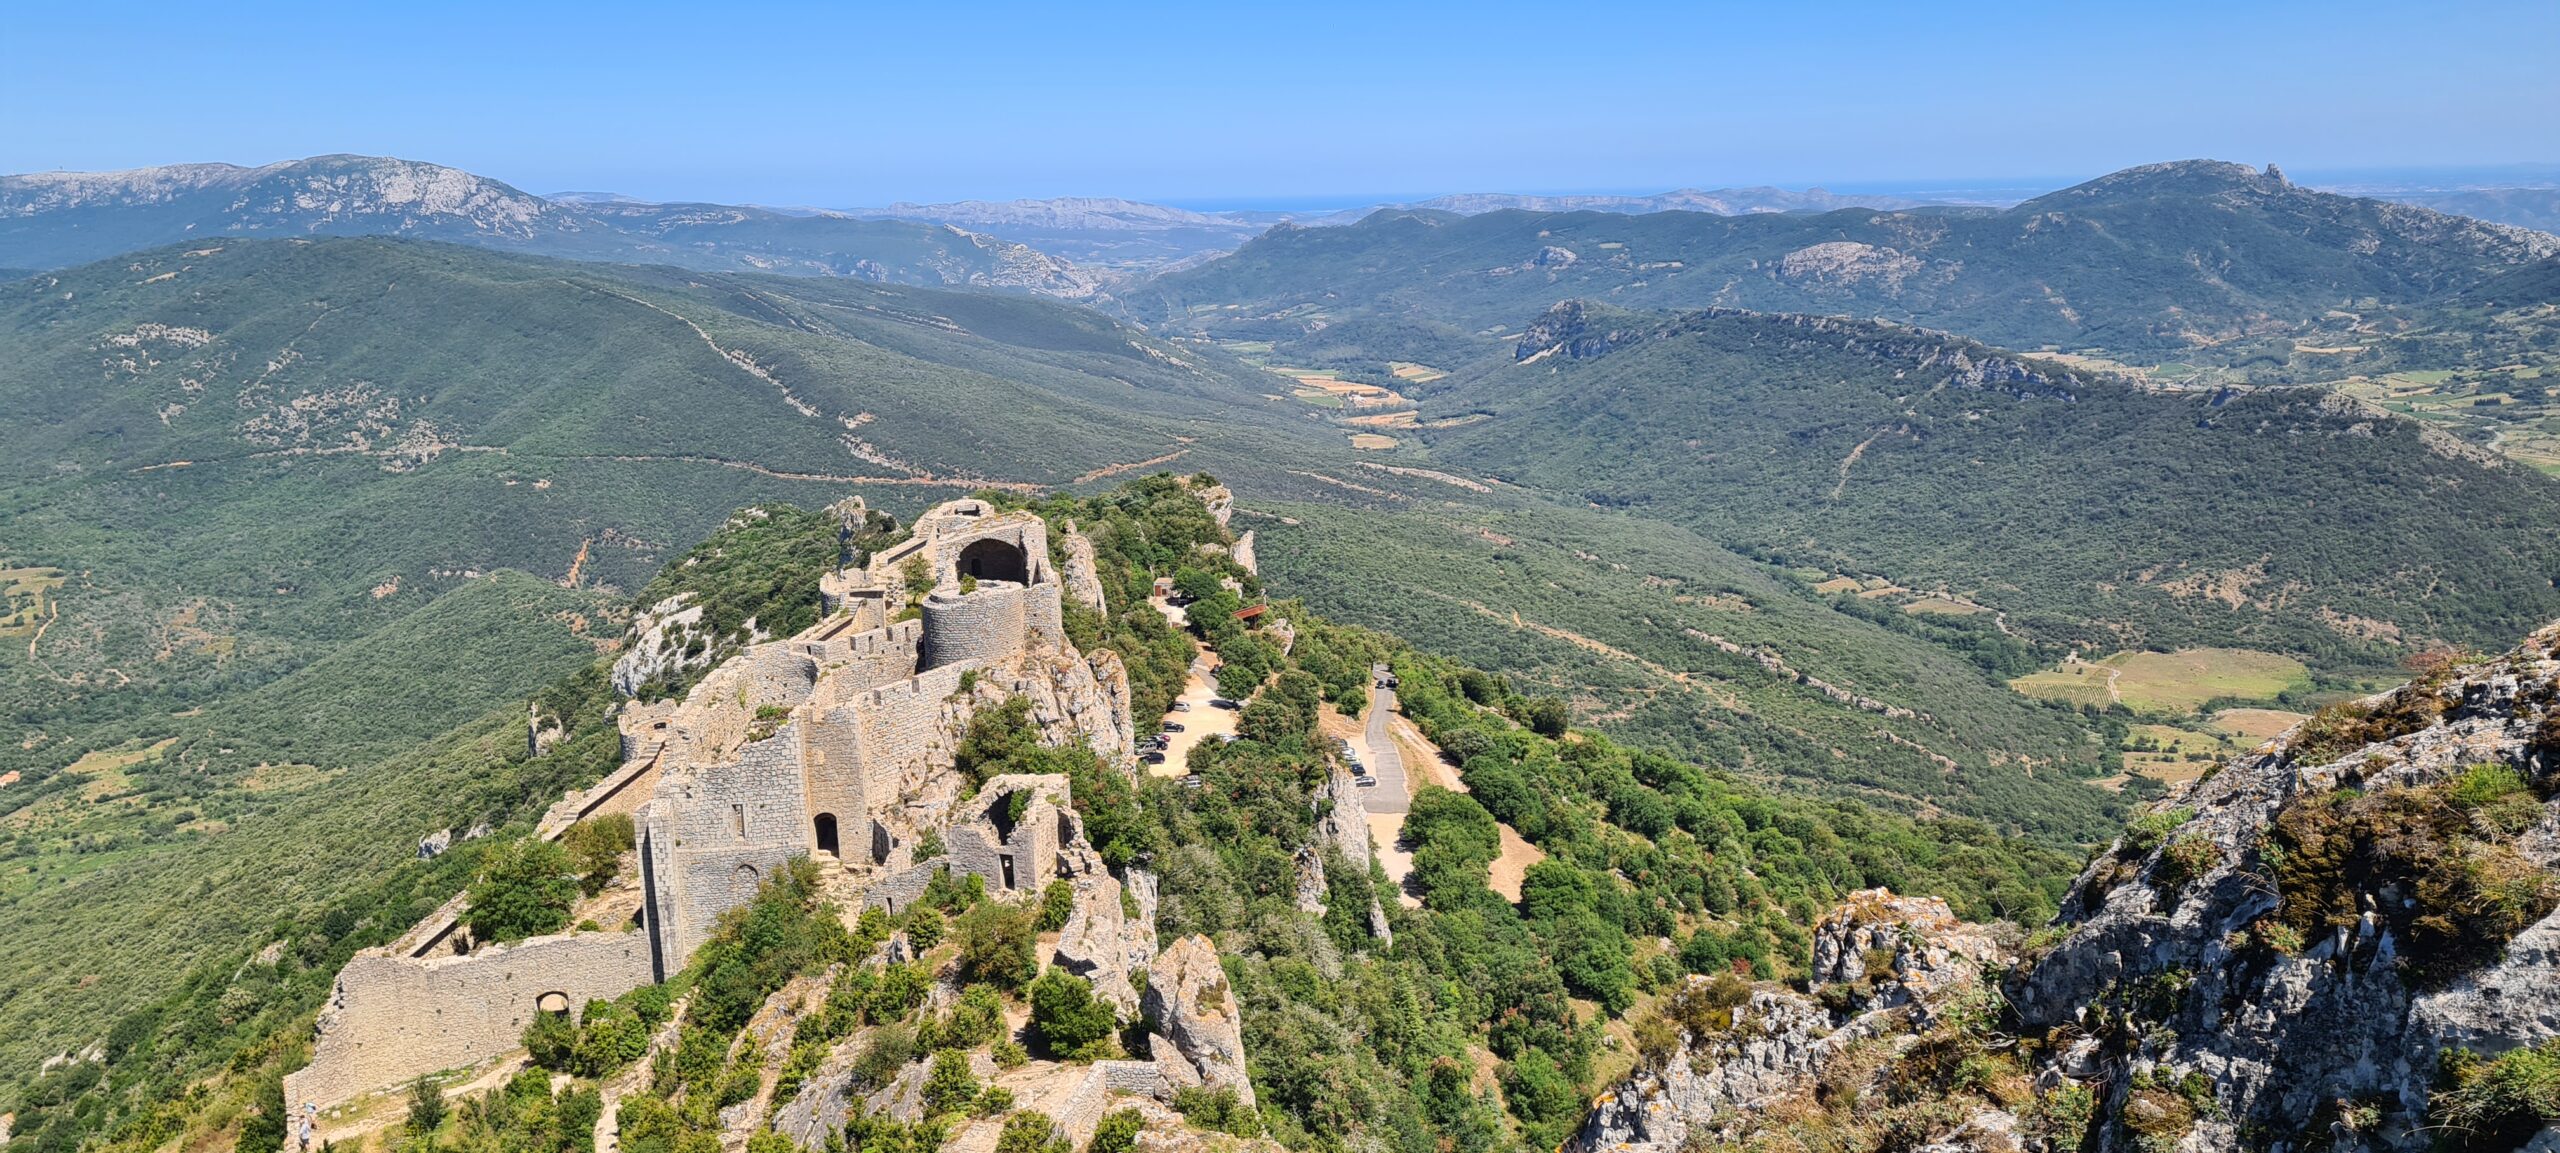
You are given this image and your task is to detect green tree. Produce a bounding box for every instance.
[406,1076,447,1135]
[562,813,636,895]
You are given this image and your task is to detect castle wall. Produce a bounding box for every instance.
[921,584,1031,670]
[282,930,653,1120]
[653,723,818,962]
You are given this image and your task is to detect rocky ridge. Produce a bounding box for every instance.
[1572,628,2560,1152]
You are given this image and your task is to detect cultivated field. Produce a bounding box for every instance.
[2010,647,2310,715]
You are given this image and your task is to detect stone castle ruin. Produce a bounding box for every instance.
[282,497,1245,1132]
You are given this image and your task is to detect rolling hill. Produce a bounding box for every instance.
[1130,160,2558,369]
[1398,300,2560,663]
[0,155,1099,295]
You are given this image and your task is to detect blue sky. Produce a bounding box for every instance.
[4,0,2554,207]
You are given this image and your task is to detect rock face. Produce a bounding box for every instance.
[1144,935,1254,1109]
[1574,628,2560,1153]
[1573,893,2008,1153]
[1060,521,1109,615]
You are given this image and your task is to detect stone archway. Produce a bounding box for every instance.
[956,537,1028,584]
[536,991,571,1015]
[814,813,840,858]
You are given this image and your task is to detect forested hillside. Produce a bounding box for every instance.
[1,478,2087,1153]
[1405,302,2560,663]
[1130,160,2556,370]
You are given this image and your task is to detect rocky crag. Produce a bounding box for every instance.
[1574,629,2560,1152]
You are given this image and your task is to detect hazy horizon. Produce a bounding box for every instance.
[6,0,2556,207]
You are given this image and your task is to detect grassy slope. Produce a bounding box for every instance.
[1253,496,2114,836]
[0,573,600,1076]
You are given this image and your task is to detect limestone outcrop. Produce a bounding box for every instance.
[1575,628,2560,1153]
[1061,520,1109,615]
[1573,894,2007,1153]
[1143,935,1253,1109]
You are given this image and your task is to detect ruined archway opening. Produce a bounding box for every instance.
[814,813,840,858]
[536,992,571,1015]
[956,538,1028,585]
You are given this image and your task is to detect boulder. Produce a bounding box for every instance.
[1143,935,1253,1109]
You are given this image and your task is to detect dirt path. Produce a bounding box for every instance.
[1075,448,1189,483]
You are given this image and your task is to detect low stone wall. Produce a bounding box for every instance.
[283,930,654,1119]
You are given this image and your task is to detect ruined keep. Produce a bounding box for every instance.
[287,498,1141,1122]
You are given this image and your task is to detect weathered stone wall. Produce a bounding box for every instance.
[283,930,654,1119]
[921,583,1031,671]
[652,721,819,962]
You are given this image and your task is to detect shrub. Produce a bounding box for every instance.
[563,813,636,895]
[466,840,579,943]
[1170,1087,1262,1137]
[1088,1108,1145,1153]
[924,1050,980,1116]
[975,1086,1017,1118]
[2154,834,2222,890]
[953,900,1039,989]
[1037,879,1076,932]
[1027,969,1118,1057]
[995,1110,1072,1153]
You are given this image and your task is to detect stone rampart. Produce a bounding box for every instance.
[283,930,653,1119]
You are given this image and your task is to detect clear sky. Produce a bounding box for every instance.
[4,0,2554,207]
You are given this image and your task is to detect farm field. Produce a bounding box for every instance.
[2010,647,2310,715]
[0,566,64,635]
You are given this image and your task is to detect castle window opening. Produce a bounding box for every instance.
[957,538,1028,585]
[536,992,571,1015]
[730,804,745,838]
[814,813,840,858]
[735,863,759,891]
[998,853,1017,890]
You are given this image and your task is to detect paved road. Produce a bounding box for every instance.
[1360,664,1411,814]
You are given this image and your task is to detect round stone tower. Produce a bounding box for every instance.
[921,583,1029,670]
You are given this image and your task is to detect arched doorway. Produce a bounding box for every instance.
[956,538,1028,584]
[536,992,571,1015]
[814,813,840,858]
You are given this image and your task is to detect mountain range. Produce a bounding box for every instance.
[0,155,1100,296]
[1132,160,2560,369]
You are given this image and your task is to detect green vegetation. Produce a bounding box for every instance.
[1406,305,2560,668]
[465,839,580,943]
[2269,762,2559,983]
[2434,1040,2560,1145]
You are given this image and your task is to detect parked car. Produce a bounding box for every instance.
[1142,750,1167,764]
[1210,698,1239,710]
[1354,777,1379,788]
[1172,701,1192,711]
[1180,776,1203,789]
[1162,722,1185,733]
